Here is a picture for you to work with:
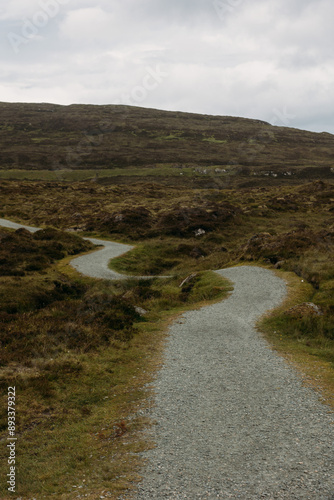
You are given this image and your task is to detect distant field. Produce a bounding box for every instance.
[0,167,197,181]
[1,165,333,184]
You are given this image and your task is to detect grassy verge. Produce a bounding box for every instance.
[258,269,334,409]
[109,237,236,277]
[0,228,231,499]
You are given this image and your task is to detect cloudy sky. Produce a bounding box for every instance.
[1,0,333,133]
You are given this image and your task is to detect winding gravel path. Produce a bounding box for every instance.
[69,238,133,279]
[0,217,40,233]
[1,219,333,497]
[134,266,334,499]
[0,218,133,279]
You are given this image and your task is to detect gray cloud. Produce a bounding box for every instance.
[0,0,333,133]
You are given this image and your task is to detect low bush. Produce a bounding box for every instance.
[0,227,94,276]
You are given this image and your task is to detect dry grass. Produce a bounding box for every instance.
[258,270,334,410]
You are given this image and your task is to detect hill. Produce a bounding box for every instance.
[0,102,333,179]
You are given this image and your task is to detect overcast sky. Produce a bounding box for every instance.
[1,0,333,133]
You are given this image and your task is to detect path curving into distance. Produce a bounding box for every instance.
[1,219,333,498]
[0,218,133,279]
[69,237,133,279]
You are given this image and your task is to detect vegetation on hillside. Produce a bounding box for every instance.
[0,102,333,498]
[0,102,334,175]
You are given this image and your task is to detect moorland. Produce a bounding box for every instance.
[0,103,333,499]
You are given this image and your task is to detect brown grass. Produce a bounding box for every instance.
[258,270,334,410]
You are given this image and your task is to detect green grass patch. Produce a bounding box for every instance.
[157,133,185,141]
[202,136,227,144]
[109,237,234,277]
[109,241,181,276]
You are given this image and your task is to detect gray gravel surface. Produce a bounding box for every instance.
[133,266,334,499]
[0,218,133,279]
[70,237,133,279]
[0,217,40,233]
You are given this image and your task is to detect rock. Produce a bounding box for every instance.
[134,306,148,316]
[284,302,324,319]
[274,260,285,269]
[194,228,206,237]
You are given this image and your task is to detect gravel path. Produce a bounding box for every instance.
[0,217,40,233]
[70,237,133,279]
[1,219,333,497]
[0,218,133,279]
[134,266,334,499]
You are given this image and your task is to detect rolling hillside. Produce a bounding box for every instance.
[0,102,333,176]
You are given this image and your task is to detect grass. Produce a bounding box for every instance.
[1,332,158,498]
[109,237,235,276]
[0,226,231,498]
[202,136,227,144]
[258,269,334,409]
[0,167,196,182]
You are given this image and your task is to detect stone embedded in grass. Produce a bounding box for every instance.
[134,306,148,316]
[194,228,206,237]
[159,204,240,238]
